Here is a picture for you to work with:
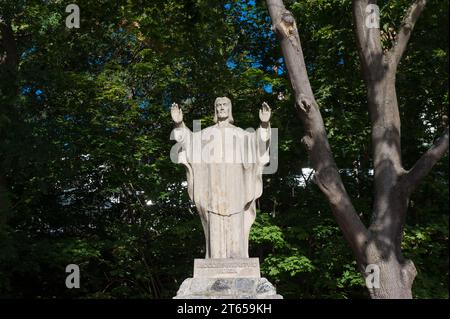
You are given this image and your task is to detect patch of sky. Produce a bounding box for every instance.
[224,1,279,73]
[337,51,344,65]
[226,57,237,69]
[20,47,37,60]
[263,83,273,94]
[88,51,113,67]
[263,57,285,75]
[228,0,264,31]
[296,168,315,187]
[21,86,32,95]
[275,58,286,75]
[251,59,261,68]
[277,64,285,75]
[139,100,150,109]
[21,85,46,100]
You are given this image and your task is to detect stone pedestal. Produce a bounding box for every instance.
[193,258,261,278]
[174,258,283,299]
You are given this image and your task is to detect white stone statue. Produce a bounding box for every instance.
[171,97,271,259]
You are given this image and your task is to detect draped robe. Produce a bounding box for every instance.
[173,121,270,258]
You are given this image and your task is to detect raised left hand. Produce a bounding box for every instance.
[259,102,271,123]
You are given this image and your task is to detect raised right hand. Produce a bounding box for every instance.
[170,102,183,124]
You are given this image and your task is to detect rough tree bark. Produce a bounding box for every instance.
[266,0,449,298]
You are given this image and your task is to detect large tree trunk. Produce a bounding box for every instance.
[266,0,370,267]
[266,0,448,298]
[365,240,417,299]
[353,0,446,298]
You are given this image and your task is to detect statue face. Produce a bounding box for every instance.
[215,98,231,120]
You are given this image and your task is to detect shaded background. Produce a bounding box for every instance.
[0,0,448,298]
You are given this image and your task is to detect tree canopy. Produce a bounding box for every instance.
[0,0,448,298]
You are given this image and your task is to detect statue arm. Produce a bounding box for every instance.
[256,102,271,165]
[258,102,271,143]
[173,122,192,145]
[259,121,271,142]
[171,103,192,144]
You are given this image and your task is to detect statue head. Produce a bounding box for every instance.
[214,97,234,123]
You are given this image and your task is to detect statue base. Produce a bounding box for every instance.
[174,258,283,299]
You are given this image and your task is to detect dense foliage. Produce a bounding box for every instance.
[0,0,447,298]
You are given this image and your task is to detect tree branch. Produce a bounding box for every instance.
[389,0,428,69]
[402,127,449,194]
[266,0,370,262]
[352,0,404,228]
[352,0,384,83]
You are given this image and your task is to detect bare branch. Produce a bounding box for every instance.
[389,0,428,68]
[402,127,449,194]
[266,0,314,99]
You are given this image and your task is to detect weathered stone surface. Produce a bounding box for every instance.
[235,278,256,293]
[170,99,281,300]
[189,278,211,294]
[171,98,272,259]
[255,278,277,297]
[193,258,260,278]
[176,278,191,296]
[173,277,282,299]
[210,279,233,293]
